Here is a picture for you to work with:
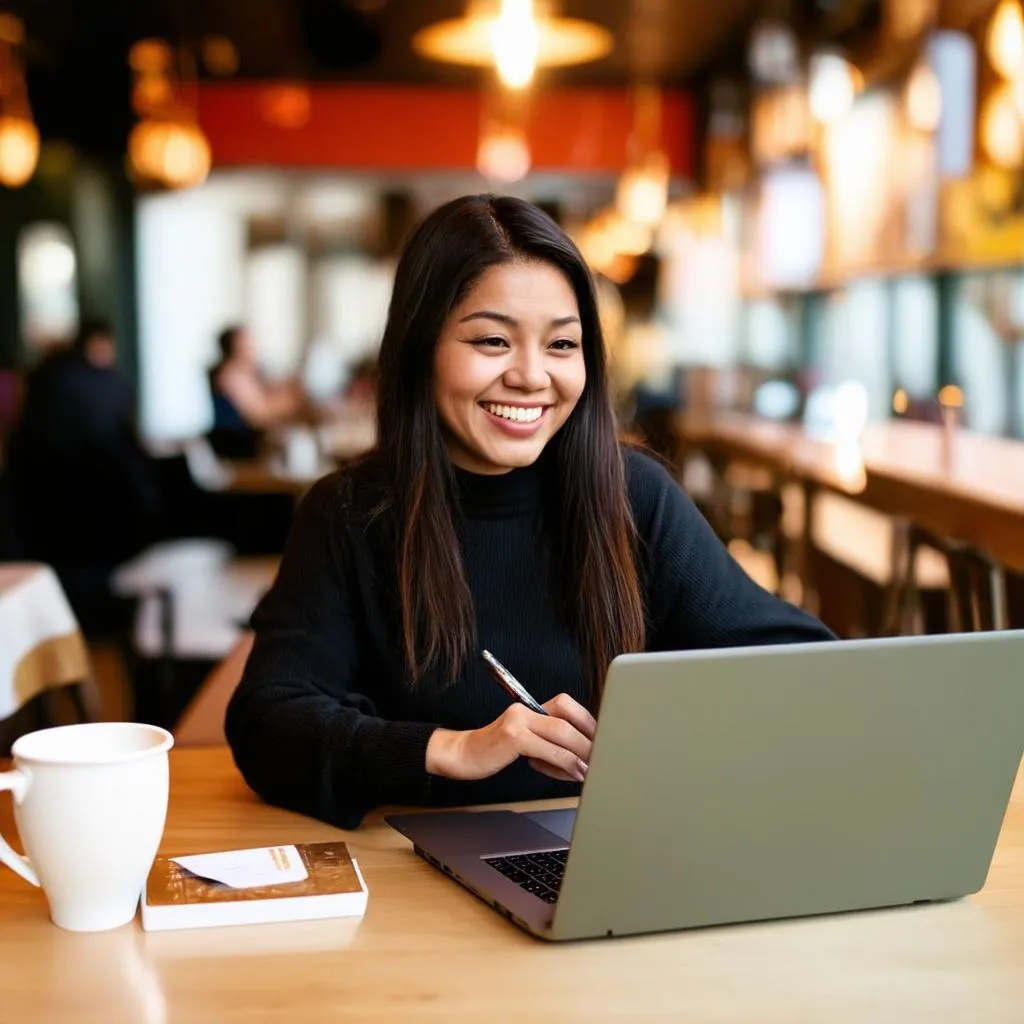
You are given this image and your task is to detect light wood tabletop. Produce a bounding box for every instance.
[2,746,1023,1022]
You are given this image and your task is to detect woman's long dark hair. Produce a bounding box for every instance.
[376,194,645,699]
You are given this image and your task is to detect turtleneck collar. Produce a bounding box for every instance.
[452,451,551,519]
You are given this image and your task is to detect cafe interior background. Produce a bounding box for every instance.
[2,0,1024,744]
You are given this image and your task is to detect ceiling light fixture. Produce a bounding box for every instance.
[477,121,531,181]
[981,83,1024,168]
[616,84,670,228]
[904,59,942,133]
[808,51,861,124]
[127,39,212,190]
[0,14,39,189]
[412,0,613,90]
[987,0,1024,80]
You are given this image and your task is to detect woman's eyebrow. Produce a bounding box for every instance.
[459,310,581,327]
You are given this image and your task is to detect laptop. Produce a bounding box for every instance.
[386,630,1024,941]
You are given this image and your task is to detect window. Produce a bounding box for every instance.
[891,276,939,398]
[17,222,78,348]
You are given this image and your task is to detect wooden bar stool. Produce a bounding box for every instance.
[884,524,1009,635]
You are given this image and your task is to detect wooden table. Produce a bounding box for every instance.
[2,747,1023,1022]
[221,458,329,497]
[224,410,376,499]
[676,413,1024,587]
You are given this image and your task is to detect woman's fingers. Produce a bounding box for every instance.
[514,724,588,782]
[543,693,597,741]
[438,702,595,784]
[531,713,592,764]
[527,757,579,783]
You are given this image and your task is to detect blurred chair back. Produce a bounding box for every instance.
[0,369,20,443]
[886,524,1009,635]
[893,392,944,425]
[0,465,21,559]
[183,437,233,491]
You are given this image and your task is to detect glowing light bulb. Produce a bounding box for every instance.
[988,0,1024,80]
[904,61,942,133]
[491,0,539,89]
[616,151,669,228]
[477,123,531,182]
[0,116,40,188]
[809,52,858,124]
[981,84,1024,168]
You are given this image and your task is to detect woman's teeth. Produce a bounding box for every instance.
[483,403,543,423]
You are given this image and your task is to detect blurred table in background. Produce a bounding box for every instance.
[221,408,377,501]
[221,458,329,498]
[676,413,1024,575]
[0,564,94,731]
[112,542,278,727]
[113,542,278,664]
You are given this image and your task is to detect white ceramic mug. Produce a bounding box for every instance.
[0,722,173,932]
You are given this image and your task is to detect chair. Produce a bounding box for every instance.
[184,437,295,556]
[884,524,1009,635]
[689,372,805,585]
[112,543,277,728]
[0,466,22,560]
[182,436,234,492]
[111,539,233,726]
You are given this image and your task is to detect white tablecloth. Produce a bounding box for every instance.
[112,542,278,660]
[0,563,89,719]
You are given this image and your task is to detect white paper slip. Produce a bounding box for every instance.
[171,845,309,889]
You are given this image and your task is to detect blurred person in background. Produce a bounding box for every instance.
[7,318,162,634]
[207,324,304,459]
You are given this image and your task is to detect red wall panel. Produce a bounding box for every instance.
[197,84,695,177]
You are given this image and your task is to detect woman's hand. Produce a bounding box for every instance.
[425,694,596,783]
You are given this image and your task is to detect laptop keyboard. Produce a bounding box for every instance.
[483,849,568,904]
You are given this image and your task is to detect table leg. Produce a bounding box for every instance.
[800,481,819,615]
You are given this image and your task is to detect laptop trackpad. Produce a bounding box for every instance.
[522,808,577,843]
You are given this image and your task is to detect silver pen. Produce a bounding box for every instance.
[480,650,549,716]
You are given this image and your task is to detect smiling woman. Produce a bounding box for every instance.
[432,261,586,475]
[225,194,834,829]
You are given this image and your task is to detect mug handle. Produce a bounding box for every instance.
[0,769,40,886]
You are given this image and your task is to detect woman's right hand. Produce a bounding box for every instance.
[425,694,595,784]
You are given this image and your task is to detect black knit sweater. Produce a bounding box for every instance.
[225,448,833,828]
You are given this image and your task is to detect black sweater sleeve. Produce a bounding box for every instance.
[224,476,438,829]
[626,449,835,650]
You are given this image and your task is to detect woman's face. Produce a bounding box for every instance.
[432,260,586,475]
